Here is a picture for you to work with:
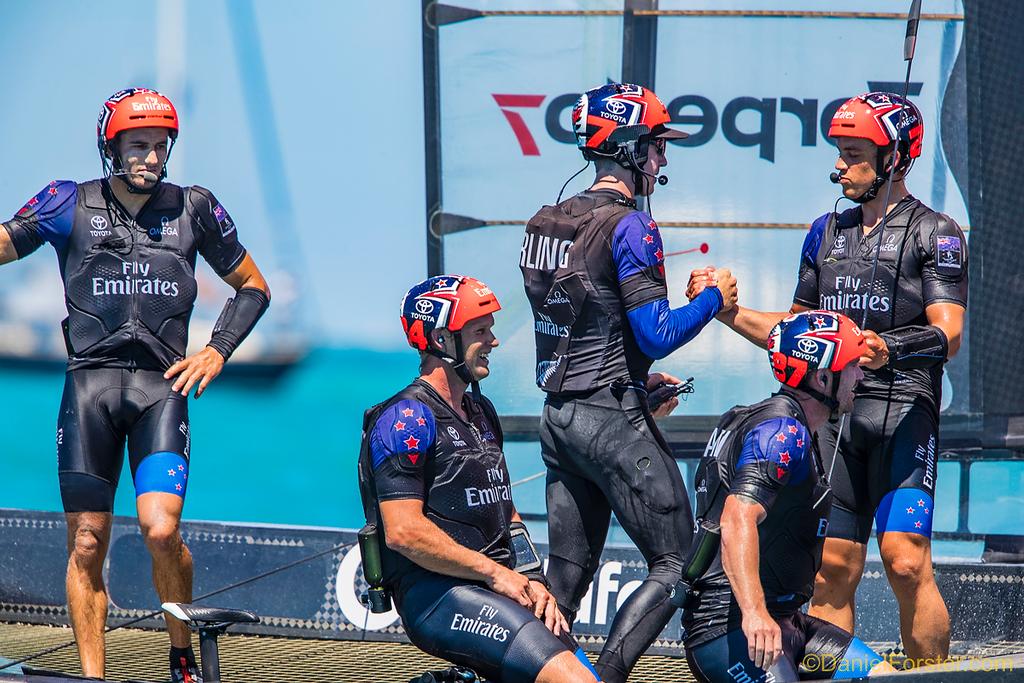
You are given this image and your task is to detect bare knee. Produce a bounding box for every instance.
[142,520,182,556]
[884,551,930,592]
[67,519,110,571]
[818,551,863,591]
[69,531,105,570]
[880,532,933,595]
[816,563,856,594]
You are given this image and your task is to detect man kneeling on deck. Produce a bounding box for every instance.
[678,311,896,682]
[357,275,599,683]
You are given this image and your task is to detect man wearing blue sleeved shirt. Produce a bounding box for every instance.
[357,276,599,683]
[0,88,270,681]
[681,311,894,682]
[520,82,737,683]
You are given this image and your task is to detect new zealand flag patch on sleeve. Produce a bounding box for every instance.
[935,235,962,275]
[212,204,236,237]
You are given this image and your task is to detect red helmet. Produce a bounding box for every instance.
[97,88,179,177]
[400,275,501,351]
[828,92,923,164]
[572,83,687,164]
[768,311,865,389]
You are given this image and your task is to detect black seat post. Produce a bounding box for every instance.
[198,623,229,682]
[162,602,260,683]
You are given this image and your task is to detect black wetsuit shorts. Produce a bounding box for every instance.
[397,573,596,683]
[685,612,882,683]
[57,367,191,513]
[818,395,939,543]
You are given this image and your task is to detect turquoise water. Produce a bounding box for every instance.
[1,349,419,529]
[0,348,553,530]
[2,349,1020,554]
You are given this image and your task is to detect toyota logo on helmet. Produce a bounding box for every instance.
[768,311,865,389]
[798,338,819,354]
[400,275,501,352]
[605,99,627,116]
[572,83,688,168]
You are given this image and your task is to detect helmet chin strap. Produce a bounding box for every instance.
[851,146,898,204]
[796,372,842,422]
[426,332,475,386]
[622,143,650,199]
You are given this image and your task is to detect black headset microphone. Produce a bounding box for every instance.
[829,171,842,184]
[637,167,670,186]
[112,169,160,183]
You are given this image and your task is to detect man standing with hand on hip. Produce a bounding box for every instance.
[0,88,271,681]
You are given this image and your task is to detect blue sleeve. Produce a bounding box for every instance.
[731,416,811,510]
[800,214,829,267]
[612,211,665,284]
[612,211,723,359]
[626,290,722,360]
[369,400,437,501]
[794,213,828,307]
[3,181,76,257]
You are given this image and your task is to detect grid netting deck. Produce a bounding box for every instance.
[4,622,1023,682]
[0,622,697,683]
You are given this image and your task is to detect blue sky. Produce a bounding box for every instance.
[0,0,426,349]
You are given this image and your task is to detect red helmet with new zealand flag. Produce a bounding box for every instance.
[400,275,500,350]
[96,87,179,183]
[828,92,923,201]
[768,311,865,390]
[401,275,501,384]
[572,83,688,168]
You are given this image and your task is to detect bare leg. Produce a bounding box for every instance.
[536,650,598,683]
[878,531,950,661]
[65,512,113,679]
[809,537,866,634]
[137,492,193,648]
